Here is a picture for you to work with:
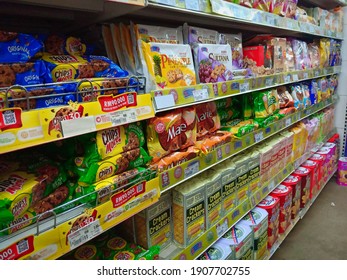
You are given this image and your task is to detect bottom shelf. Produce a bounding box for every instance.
[266,167,338,260]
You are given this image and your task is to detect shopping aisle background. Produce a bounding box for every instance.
[272,176,347,260]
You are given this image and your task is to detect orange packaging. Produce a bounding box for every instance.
[195,131,232,154]
[147,107,196,163]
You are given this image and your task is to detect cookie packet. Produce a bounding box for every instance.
[83,55,129,78]
[80,122,146,163]
[193,43,233,84]
[195,102,221,140]
[183,23,219,45]
[140,41,196,91]
[147,107,197,163]
[253,89,280,122]
[221,119,259,138]
[42,34,94,56]
[135,23,184,44]
[73,147,152,186]
[195,130,233,154]
[277,86,294,108]
[0,31,44,63]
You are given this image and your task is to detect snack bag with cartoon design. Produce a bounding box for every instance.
[147,108,196,163]
[193,44,233,84]
[195,101,221,140]
[141,41,196,91]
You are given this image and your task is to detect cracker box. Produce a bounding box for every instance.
[292,167,311,209]
[270,185,293,234]
[248,149,261,193]
[240,207,269,260]
[258,144,273,184]
[234,154,250,204]
[266,137,281,177]
[219,222,253,260]
[258,195,280,249]
[282,175,301,220]
[322,143,337,176]
[316,148,330,183]
[337,157,347,187]
[280,131,294,165]
[172,177,205,247]
[202,169,223,229]
[134,191,173,250]
[309,153,325,190]
[217,160,237,216]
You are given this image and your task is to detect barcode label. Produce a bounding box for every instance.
[265,78,273,87]
[240,82,250,92]
[184,161,199,179]
[303,72,309,79]
[285,118,292,127]
[293,74,299,82]
[284,75,291,83]
[111,109,137,126]
[137,183,144,193]
[254,131,264,143]
[68,220,102,250]
[17,239,29,254]
[193,89,209,102]
[3,110,16,126]
[216,220,229,238]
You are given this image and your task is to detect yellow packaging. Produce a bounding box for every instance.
[141,41,196,91]
[248,149,260,193]
[201,169,222,230]
[290,124,307,161]
[134,191,173,249]
[233,153,250,204]
[172,177,205,247]
[297,122,309,154]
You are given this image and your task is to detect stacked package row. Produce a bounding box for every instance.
[195,119,338,260]
[103,22,341,92]
[0,30,133,111]
[149,0,343,35]
[148,76,337,174]
[91,107,336,258]
[0,121,156,236]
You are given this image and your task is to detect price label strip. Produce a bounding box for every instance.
[110,108,137,127]
[184,161,200,179]
[68,220,102,250]
[216,219,229,238]
[185,0,200,10]
[254,131,264,143]
[240,81,250,93]
[193,88,209,102]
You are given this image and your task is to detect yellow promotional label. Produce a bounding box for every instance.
[51,65,78,82]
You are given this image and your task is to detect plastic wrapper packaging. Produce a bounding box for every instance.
[183,23,219,45]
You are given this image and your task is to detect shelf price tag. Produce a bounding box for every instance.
[314,70,320,77]
[254,131,264,143]
[185,0,200,11]
[158,0,176,5]
[184,161,200,179]
[110,109,137,127]
[303,72,309,79]
[61,116,96,138]
[240,81,250,93]
[284,74,291,83]
[285,117,292,127]
[68,220,102,250]
[193,88,209,102]
[287,20,294,30]
[292,74,299,82]
[216,219,229,238]
[268,180,275,191]
[154,94,175,110]
[265,77,273,87]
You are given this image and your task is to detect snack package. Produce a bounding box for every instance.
[277,86,294,108]
[110,23,127,72]
[74,147,152,186]
[319,39,330,68]
[221,119,259,138]
[0,31,44,63]
[102,25,119,65]
[272,0,288,16]
[147,108,197,162]
[285,40,295,72]
[253,89,280,122]
[183,23,219,45]
[195,101,221,139]
[79,122,145,164]
[119,23,136,75]
[270,37,286,73]
[42,53,128,83]
[43,34,94,56]
[195,130,232,154]
[291,39,310,70]
[308,42,320,69]
[285,0,298,18]
[219,33,243,71]
[135,23,183,44]
[253,0,272,12]
[193,43,233,83]
[215,97,233,110]
[233,0,253,8]
[141,41,196,91]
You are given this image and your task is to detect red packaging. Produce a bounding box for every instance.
[302,160,319,199]
[270,185,292,234]
[243,46,266,67]
[292,167,311,209]
[323,143,337,174]
[195,102,221,140]
[316,148,330,183]
[309,153,325,190]
[282,175,301,219]
[258,195,280,249]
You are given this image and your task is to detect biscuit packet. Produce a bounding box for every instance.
[80,122,146,163]
[195,101,221,140]
[74,147,152,186]
[308,42,320,69]
[183,23,219,45]
[285,41,295,72]
[221,119,259,138]
[193,43,233,84]
[253,89,280,122]
[135,23,184,44]
[147,108,197,163]
[0,31,44,63]
[195,130,233,154]
[141,41,196,91]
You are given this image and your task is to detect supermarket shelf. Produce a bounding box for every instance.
[0,92,155,154]
[0,177,160,260]
[301,0,347,9]
[130,1,343,40]
[160,163,294,260]
[159,97,336,194]
[267,167,338,259]
[153,66,340,112]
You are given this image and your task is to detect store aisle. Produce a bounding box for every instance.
[272,175,347,260]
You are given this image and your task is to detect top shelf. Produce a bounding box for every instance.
[300,0,347,10]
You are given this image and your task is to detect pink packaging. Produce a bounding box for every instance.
[317,147,333,179]
[337,157,347,187]
[309,153,326,189]
[323,142,337,172]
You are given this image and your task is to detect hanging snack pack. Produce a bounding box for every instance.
[195,101,221,139]
[135,24,183,44]
[253,89,280,123]
[141,41,196,90]
[193,43,233,84]
[183,23,219,45]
